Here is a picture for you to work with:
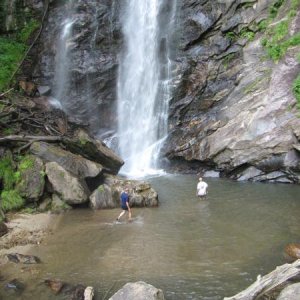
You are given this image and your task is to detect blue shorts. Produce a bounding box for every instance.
[121,206,128,210]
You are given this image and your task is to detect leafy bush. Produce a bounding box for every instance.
[1,190,25,212]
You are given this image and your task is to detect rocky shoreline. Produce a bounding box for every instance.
[0,212,60,261]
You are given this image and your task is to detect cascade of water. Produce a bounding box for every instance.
[52,1,75,110]
[117,0,177,177]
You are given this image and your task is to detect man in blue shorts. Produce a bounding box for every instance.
[116,188,132,221]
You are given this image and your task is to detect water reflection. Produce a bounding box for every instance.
[1,175,300,300]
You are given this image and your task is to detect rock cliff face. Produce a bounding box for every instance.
[164,0,300,183]
[19,0,300,183]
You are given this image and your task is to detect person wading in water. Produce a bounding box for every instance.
[197,177,208,198]
[116,188,132,222]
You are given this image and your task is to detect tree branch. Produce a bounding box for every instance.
[224,259,300,300]
[0,135,62,144]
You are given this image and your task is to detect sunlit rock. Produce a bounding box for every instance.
[45,162,89,205]
[277,282,300,300]
[109,281,164,300]
[104,175,159,208]
[31,141,103,179]
[64,129,124,175]
[89,175,158,209]
[89,184,116,209]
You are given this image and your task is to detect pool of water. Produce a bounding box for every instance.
[1,175,300,299]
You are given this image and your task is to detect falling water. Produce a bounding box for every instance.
[52,2,75,110]
[117,0,177,177]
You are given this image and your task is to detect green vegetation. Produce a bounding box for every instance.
[0,156,16,190]
[260,0,300,62]
[240,28,255,41]
[293,74,300,109]
[0,156,25,212]
[17,19,40,43]
[269,0,285,18]
[0,37,26,91]
[19,156,34,171]
[0,18,40,92]
[1,190,25,212]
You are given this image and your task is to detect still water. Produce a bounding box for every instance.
[1,175,300,299]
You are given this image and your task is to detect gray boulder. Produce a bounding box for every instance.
[30,141,103,179]
[89,184,115,209]
[277,283,300,300]
[109,281,164,300]
[89,175,158,209]
[45,162,89,205]
[64,129,124,175]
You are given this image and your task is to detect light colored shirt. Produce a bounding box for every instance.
[197,181,208,196]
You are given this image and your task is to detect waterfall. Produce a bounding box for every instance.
[117,0,177,177]
[52,1,75,110]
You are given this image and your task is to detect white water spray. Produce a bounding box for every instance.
[117,0,177,177]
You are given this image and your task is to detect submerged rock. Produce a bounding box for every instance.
[7,253,41,264]
[5,279,25,294]
[109,281,164,300]
[44,279,90,299]
[284,243,300,261]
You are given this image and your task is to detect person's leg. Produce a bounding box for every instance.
[117,210,125,220]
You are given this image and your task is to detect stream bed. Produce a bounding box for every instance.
[1,174,300,299]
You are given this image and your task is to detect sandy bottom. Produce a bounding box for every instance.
[0,212,61,263]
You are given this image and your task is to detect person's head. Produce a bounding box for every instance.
[125,187,129,193]
[199,177,202,181]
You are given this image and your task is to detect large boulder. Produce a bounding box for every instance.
[109,281,165,300]
[64,129,124,175]
[89,184,116,209]
[89,175,158,209]
[277,283,300,300]
[15,155,45,202]
[45,162,89,205]
[30,141,103,179]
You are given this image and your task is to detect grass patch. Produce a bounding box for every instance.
[1,190,25,212]
[261,0,300,62]
[0,37,26,91]
[19,156,34,171]
[0,156,16,190]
